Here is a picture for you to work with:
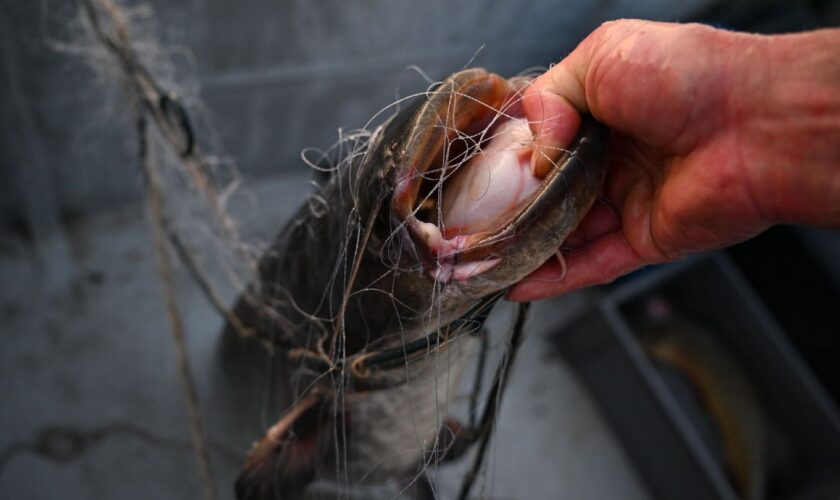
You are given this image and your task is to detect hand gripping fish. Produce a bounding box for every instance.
[229,68,608,499]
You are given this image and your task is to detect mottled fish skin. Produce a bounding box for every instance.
[230,68,608,498]
[642,316,769,500]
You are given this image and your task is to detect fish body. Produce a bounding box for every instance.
[642,314,769,500]
[231,68,608,499]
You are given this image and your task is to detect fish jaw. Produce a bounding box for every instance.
[382,68,608,293]
[403,219,503,282]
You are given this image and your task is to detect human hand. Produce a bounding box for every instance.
[508,20,840,301]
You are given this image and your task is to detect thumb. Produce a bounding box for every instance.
[522,26,595,176]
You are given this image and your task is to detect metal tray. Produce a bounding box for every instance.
[554,253,840,500]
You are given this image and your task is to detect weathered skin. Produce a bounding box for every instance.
[231,68,608,499]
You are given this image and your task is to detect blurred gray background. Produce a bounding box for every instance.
[1,0,720,235]
[2,1,838,499]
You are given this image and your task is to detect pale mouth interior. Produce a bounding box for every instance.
[409,116,549,282]
[439,118,541,238]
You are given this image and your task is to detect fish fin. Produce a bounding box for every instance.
[235,394,328,500]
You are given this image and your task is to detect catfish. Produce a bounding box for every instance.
[229,68,608,499]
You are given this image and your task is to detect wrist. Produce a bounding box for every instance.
[731,28,840,227]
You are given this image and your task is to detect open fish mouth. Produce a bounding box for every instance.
[379,68,608,285]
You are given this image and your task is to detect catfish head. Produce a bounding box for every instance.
[343,68,608,346]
